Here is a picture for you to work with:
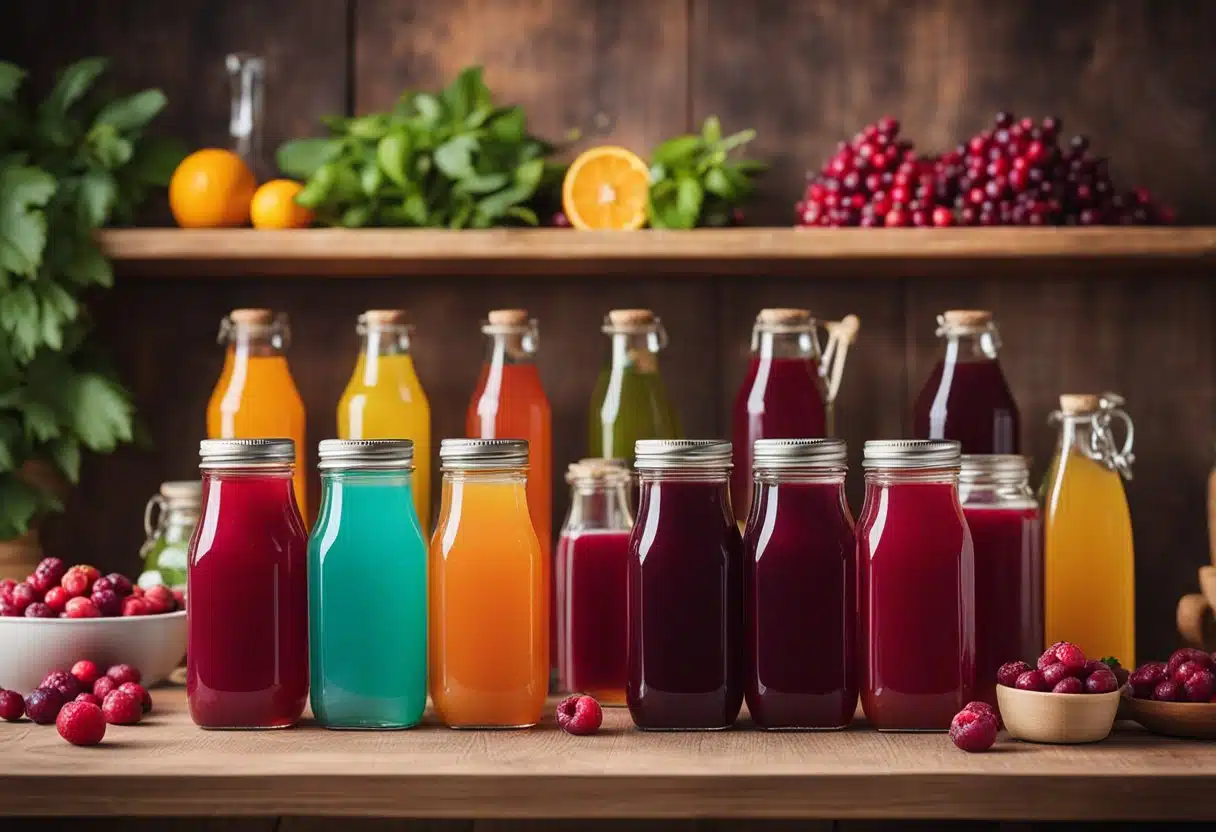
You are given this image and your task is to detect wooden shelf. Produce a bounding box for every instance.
[3,687,1215,820]
[98,227,1216,278]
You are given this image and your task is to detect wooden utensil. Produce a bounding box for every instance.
[1177,593,1215,649]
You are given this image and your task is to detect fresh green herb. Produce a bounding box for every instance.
[647,116,765,229]
[0,58,182,540]
[276,67,562,228]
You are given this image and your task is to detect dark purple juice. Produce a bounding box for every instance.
[965,505,1043,707]
[913,359,1020,454]
[627,479,744,730]
[744,480,856,729]
[859,480,975,730]
[556,530,630,705]
[731,357,826,516]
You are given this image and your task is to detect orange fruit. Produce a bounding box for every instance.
[169,149,257,228]
[250,179,314,230]
[562,146,650,230]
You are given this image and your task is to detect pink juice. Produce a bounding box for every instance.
[556,529,630,705]
[913,359,1020,454]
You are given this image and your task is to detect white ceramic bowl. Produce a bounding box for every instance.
[996,683,1123,744]
[0,611,186,692]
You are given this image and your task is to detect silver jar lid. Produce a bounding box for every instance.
[318,439,414,471]
[199,438,295,469]
[753,438,847,470]
[439,438,528,469]
[862,439,961,469]
[959,454,1029,481]
[634,439,732,470]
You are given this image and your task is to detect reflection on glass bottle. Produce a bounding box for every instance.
[226,52,269,181]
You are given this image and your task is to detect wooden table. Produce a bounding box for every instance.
[0,687,1213,821]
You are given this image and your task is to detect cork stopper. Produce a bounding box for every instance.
[607,309,655,327]
[361,309,407,326]
[487,309,529,326]
[229,308,273,325]
[757,308,812,326]
[941,310,993,327]
[159,480,202,502]
[1059,394,1101,415]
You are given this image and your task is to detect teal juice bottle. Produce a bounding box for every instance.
[308,439,427,729]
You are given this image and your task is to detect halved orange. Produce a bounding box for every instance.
[562,146,650,230]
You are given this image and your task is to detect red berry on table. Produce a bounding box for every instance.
[1041,662,1075,687]
[118,682,153,714]
[56,701,107,746]
[931,206,954,227]
[555,694,603,736]
[950,708,997,752]
[963,700,1001,728]
[91,589,121,617]
[0,689,25,721]
[1054,643,1086,672]
[107,664,142,686]
[1084,668,1118,694]
[1152,680,1182,702]
[24,601,55,618]
[1183,670,1215,703]
[1015,670,1049,692]
[41,670,82,700]
[996,661,1032,688]
[25,687,66,724]
[1053,677,1084,694]
[43,586,69,613]
[102,690,142,725]
[122,596,151,617]
[60,568,92,599]
[74,693,101,707]
[64,596,100,619]
[10,582,36,614]
[93,676,117,700]
[71,660,101,686]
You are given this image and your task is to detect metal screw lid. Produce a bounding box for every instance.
[439,438,529,469]
[318,439,414,471]
[199,438,295,469]
[753,438,847,470]
[959,454,1030,482]
[159,480,202,502]
[862,439,961,469]
[634,439,732,471]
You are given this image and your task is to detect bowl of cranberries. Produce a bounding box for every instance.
[1123,649,1216,740]
[994,642,1128,744]
[0,559,186,693]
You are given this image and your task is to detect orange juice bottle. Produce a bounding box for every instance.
[206,309,308,518]
[1043,393,1136,666]
[429,439,547,728]
[466,310,551,559]
[337,310,432,535]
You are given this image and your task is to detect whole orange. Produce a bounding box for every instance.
[169,149,257,228]
[250,179,314,230]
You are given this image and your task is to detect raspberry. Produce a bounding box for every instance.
[10,582,36,613]
[41,670,82,700]
[91,588,121,617]
[43,586,69,613]
[102,690,142,725]
[35,557,67,584]
[1129,662,1167,699]
[71,660,101,686]
[950,709,998,752]
[93,676,117,700]
[1085,668,1118,694]
[118,682,153,714]
[24,687,66,724]
[1166,648,1213,678]
[64,596,100,618]
[74,693,101,707]
[106,664,142,686]
[1041,663,1076,687]
[1053,677,1084,694]
[0,689,25,721]
[60,568,91,598]
[27,568,58,594]
[1054,643,1086,672]
[1015,670,1049,692]
[1152,680,1182,702]
[555,694,603,736]
[996,661,1031,688]
[103,573,133,597]
[143,585,175,614]
[1172,660,1205,684]
[1183,670,1215,703]
[121,596,151,617]
[24,601,55,618]
[56,701,106,746]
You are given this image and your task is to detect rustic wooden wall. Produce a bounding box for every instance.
[1,0,1215,673]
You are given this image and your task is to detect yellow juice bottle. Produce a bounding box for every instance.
[337,310,431,534]
[1043,393,1136,666]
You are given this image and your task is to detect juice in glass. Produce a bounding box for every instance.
[337,310,432,535]
[429,439,547,728]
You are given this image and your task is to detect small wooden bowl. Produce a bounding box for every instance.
[1125,697,1216,740]
[996,684,1122,744]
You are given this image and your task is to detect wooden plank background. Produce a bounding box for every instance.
[1,0,1214,726]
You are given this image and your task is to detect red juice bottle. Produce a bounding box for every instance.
[743,439,857,730]
[555,458,634,705]
[912,310,1020,454]
[187,439,309,729]
[959,455,1043,708]
[627,440,743,730]
[858,440,975,731]
[731,310,859,524]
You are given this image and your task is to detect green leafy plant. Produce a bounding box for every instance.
[648,117,765,229]
[0,58,183,540]
[277,67,562,229]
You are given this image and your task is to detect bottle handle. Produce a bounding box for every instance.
[1091,392,1135,480]
[143,494,166,539]
[821,314,860,403]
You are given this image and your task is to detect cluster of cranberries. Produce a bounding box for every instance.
[1128,648,1216,703]
[0,558,183,618]
[997,642,1127,695]
[796,113,1174,227]
[0,660,152,746]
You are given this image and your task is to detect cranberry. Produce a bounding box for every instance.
[1183,670,1215,703]
[65,596,100,618]
[877,116,900,136]
[931,206,954,227]
[550,211,570,228]
[43,586,69,613]
[102,690,143,726]
[24,601,55,618]
[1129,662,1166,698]
[1172,660,1205,685]
[1052,677,1084,694]
[117,682,153,714]
[555,694,602,736]
[144,585,177,614]
[10,582,36,613]
[949,709,997,752]
[93,676,118,700]
[1153,680,1182,702]
[41,670,82,700]
[25,687,66,724]
[91,589,121,617]
[27,569,58,595]
[0,598,18,617]
[996,661,1032,688]
[57,701,107,746]
[0,578,16,603]
[1041,662,1075,687]
[911,209,930,228]
[107,664,142,686]
[0,689,25,721]
[1015,670,1049,692]
[994,111,1014,129]
[122,596,151,617]
[1054,643,1086,672]
[71,660,101,686]
[75,692,102,707]
[884,208,909,228]
[60,568,92,598]
[1085,668,1118,694]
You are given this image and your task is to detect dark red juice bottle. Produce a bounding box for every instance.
[858,440,975,731]
[959,455,1043,708]
[187,439,309,729]
[912,310,1020,454]
[743,439,857,729]
[627,440,743,730]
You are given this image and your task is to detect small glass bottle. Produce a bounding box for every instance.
[744,438,856,730]
[959,455,1043,707]
[309,440,427,730]
[187,439,309,730]
[627,440,743,731]
[429,439,547,728]
[858,440,975,731]
[555,458,634,705]
[138,480,201,590]
[226,52,270,181]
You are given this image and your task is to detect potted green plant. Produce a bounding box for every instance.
[0,58,183,577]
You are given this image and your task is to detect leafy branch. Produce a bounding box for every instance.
[648,116,765,229]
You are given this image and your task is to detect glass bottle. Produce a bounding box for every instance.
[858,440,975,731]
[187,439,309,729]
[206,309,308,520]
[429,439,547,728]
[627,440,743,730]
[959,454,1043,707]
[743,438,856,730]
[138,480,201,590]
[912,309,1020,454]
[308,440,427,730]
[338,310,432,535]
[731,309,859,522]
[555,458,634,705]
[226,52,270,181]
[466,309,552,561]
[1043,393,1136,666]
[589,309,681,460]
